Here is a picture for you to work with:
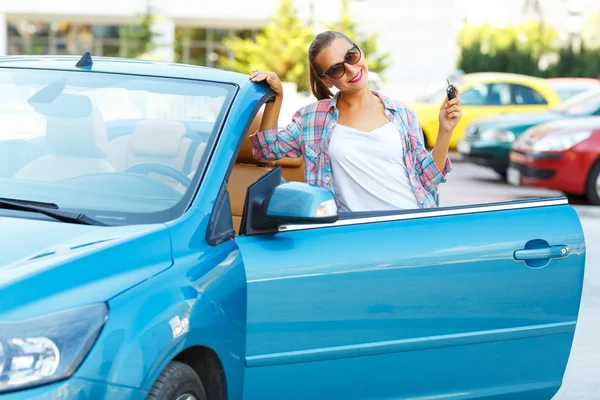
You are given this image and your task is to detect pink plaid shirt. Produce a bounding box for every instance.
[249,91,451,208]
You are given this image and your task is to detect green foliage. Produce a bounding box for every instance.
[220,0,392,91]
[457,19,600,78]
[457,22,558,76]
[545,42,600,78]
[220,0,314,91]
[327,0,391,75]
[119,2,156,59]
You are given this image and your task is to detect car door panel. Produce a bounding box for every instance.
[237,200,584,399]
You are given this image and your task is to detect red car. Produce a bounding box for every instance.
[507,116,600,204]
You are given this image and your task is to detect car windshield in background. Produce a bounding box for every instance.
[552,88,600,116]
[0,68,235,224]
[420,78,466,103]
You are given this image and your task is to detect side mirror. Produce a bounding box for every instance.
[263,181,338,224]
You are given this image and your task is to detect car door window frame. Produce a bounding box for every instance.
[274,197,568,234]
[205,90,275,245]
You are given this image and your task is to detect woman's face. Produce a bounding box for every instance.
[316,37,369,94]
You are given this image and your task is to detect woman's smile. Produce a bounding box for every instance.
[348,69,364,84]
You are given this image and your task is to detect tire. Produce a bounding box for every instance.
[147,361,207,400]
[585,161,600,205]
[566,194,587,205]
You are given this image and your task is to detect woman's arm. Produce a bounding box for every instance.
[432,88,462,171]
[404,88,462,191]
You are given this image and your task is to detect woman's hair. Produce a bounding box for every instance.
[308,31,353,100]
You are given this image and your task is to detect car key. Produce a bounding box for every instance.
[446,79,457,100]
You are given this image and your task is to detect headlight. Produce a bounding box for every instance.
[464,124,479,137]
[0,303,108,392]
[532,131,592,153]
[480,128,516,143]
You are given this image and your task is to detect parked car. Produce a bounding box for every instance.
[0,55,586,400]
[508,115,600,204]
[410,72,562,149]
[458,87,600,178]
[546,77,600,101]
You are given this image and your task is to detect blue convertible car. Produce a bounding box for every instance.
[0,54,586,400]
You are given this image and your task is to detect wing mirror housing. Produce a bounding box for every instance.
[263,181,338,224]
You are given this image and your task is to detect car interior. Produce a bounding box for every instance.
[228,110,305,233]
[3,101,305,233]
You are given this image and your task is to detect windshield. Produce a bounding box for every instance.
[552,88,600,116]
[0,68,235,225]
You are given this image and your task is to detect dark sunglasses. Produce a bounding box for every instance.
[320,45,362,79]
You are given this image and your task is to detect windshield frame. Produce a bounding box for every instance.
[0,66,239,226]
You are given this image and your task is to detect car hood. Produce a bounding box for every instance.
[0,215,173,320]
[529,115,600,134]
[473,111,562,131]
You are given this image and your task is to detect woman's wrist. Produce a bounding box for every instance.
[438,126,453,137]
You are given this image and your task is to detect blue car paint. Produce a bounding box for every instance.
[0,216,172,321]
[0,56,251,87]
[0,378,147,400]
[236,204,585,399]
[264,181,336,220]
[0,56,586,399]
[473,111,564,132]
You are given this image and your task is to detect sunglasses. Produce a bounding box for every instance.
[320,45,362,79]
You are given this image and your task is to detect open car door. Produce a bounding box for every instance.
[235,168,585,400]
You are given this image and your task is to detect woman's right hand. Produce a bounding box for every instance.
[250,69,283,98]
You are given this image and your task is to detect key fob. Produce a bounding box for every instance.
[446,79,457,100]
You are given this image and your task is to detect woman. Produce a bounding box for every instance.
[249,31,462,212]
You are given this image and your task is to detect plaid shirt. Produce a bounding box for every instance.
[249,91,451,209]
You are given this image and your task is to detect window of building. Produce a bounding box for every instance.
[7,21,125,58]
[175,27,259,68]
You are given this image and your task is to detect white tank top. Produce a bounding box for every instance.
[328,122,419,212]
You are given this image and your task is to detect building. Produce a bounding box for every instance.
[1,0,598,98]
[0,0,464,97]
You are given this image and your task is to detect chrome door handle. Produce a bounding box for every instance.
[514,245,569,261]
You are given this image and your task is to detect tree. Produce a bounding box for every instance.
[328,0,391,76]
[457,22,558,76]
[220,0,314,91]
[119,1,157,59]
[545,41,600,78]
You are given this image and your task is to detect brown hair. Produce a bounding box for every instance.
[308,31,353,100]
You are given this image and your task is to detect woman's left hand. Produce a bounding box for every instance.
[439,87,462,135]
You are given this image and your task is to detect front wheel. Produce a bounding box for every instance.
[147,361,207,400]
[585,161,600,205]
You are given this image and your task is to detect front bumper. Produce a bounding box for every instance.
[0,377,147,400]
[459,140,512,173]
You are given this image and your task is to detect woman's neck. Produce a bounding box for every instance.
[337,87,375,110]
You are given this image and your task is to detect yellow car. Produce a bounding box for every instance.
[409,72,562,149]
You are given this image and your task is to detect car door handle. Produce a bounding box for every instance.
[514,245,569,261]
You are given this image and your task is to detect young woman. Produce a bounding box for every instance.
[249,31,462,212]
